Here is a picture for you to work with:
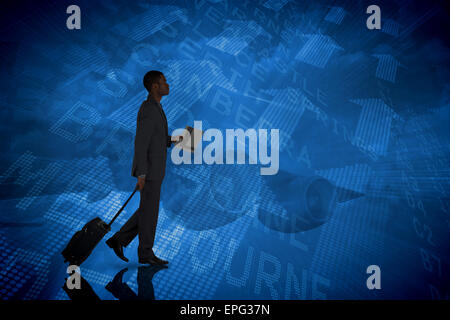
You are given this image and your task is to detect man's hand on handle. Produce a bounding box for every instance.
[137,176,145,191]
[136,137,183,190]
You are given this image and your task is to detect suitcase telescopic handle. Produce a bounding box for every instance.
[108,185,139,227]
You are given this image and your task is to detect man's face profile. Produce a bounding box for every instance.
[154,74,170,96]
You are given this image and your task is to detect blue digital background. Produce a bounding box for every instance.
[0,0,449,300]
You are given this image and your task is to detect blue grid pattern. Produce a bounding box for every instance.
[373,54,402,83]
[112,5,187,42]
[207,20,270,56]
[295,34,343,69]
[311,197,388,299]
[382,19,401,37]
[324,7,346,25]
[315,164,373,194]
[255,88,305,152]
[352,99,397,156]
[0,0,449,300]
[263,0,291,12]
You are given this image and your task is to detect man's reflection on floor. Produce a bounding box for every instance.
[63,265,168,300]
[106,266,168,300]
[62,271,101,301]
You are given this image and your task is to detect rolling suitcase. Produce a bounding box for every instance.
[62,185,139,266]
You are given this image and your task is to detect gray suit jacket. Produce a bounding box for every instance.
[131,94,172,181]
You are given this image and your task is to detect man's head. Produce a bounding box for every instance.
[143,70,170,98]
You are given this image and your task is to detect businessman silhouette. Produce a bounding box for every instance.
[106,71,182,266]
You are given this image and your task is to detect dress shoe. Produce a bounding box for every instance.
[138,256,169,266]
[154,256,169,265]
[106,237,129,262]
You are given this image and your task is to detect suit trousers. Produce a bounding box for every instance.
[113,179,163,259]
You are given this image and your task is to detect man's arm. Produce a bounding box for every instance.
[134,109,155,177]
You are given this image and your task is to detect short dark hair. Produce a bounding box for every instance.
[143,70,163,92]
